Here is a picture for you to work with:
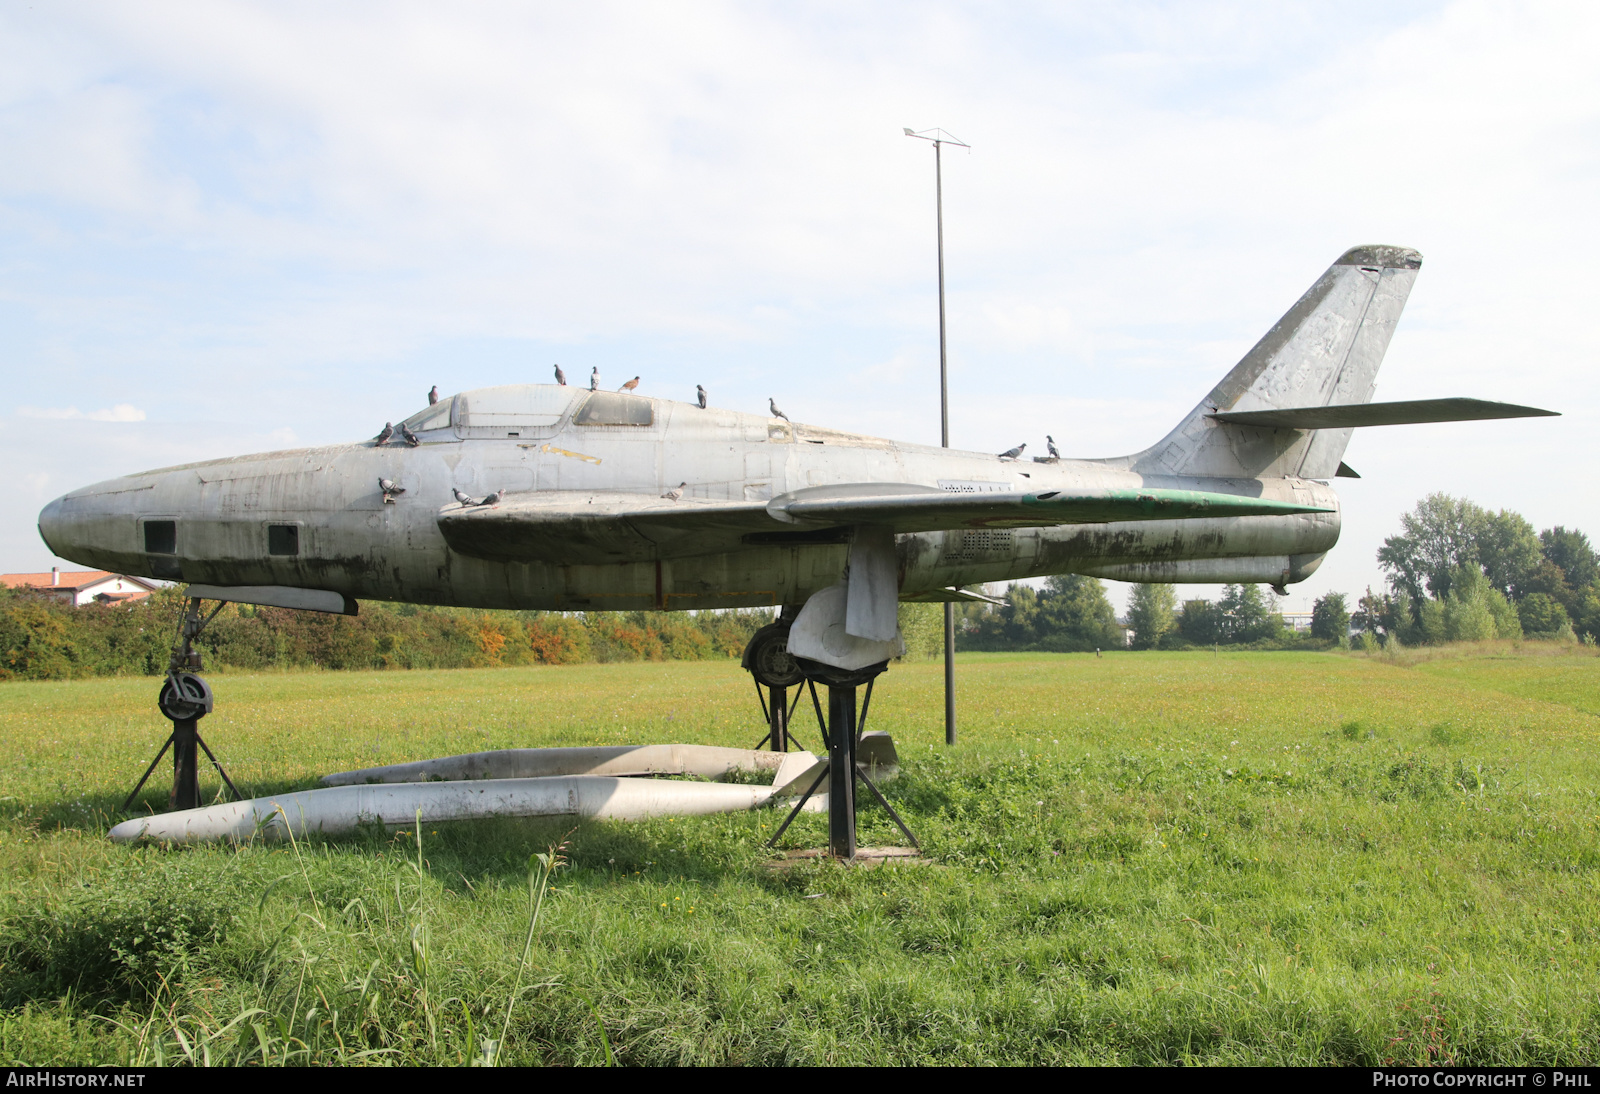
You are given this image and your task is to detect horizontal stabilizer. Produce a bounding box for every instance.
[900,586,1006,606]
[1208,398,1557,430]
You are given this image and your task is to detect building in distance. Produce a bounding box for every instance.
[1,568,160,607]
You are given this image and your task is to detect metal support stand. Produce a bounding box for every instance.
[943,601,957,745]
[171,717,201,812]
[768,685,789,752]
[826,683,859,857]
[766,661,918,859]
[120,597,241,814]
[752,682,805,752]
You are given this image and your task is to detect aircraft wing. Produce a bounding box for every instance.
[436,492,772,564]
[437,485,1331,565]
[764,483,1330,534]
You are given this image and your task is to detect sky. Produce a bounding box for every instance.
[3,1,1596,616]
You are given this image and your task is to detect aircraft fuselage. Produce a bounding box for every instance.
[39,387,1339,611]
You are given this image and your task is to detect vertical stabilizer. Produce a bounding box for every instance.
[1130,245,1421,480]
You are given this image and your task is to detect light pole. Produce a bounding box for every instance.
[904,126,968,747]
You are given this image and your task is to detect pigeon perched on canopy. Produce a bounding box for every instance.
[998,443,1026,460]
[590,367,599,391]
[375,423,394,446]
[480,489,504,506]
[1046,435,1060,459]
[379,478,405,504]
[554,365,566,385]
[400,423,420,447]
[452,487,480,507]
[769,398,790,422]
[696,385,707,409]
[619,376,640,392]
[661,482,686,501]
[428,385,439,405]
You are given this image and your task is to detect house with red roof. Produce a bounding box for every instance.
[0,568,161,607]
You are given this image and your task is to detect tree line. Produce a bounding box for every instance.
[0,584,949,682]
[957,493,1597,652]
[957,577,1322,652]
[1358,493,1596,646]
[0,587,775,681]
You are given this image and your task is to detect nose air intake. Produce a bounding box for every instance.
[36,497,66,559]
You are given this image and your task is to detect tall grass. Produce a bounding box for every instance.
[0,646,1596,1064]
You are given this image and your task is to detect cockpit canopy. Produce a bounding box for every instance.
[399,400,453,432]
[397,384,653,440]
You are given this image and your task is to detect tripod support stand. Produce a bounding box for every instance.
[121,597,241,814]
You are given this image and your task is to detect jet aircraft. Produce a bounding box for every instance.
[36,244,1556,852]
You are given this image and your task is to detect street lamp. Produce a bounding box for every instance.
[904,126,969,747]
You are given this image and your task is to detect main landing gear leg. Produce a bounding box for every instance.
[743,607,804,752]
[121,597,241,814]
[743,611,918,859]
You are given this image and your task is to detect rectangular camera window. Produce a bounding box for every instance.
[268,524,300,556]
[144,520,176,555]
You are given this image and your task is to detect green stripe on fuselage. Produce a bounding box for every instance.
[1021,487,1332,522]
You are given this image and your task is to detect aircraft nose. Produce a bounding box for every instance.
[37,495,71,558]
[37,484,147,576]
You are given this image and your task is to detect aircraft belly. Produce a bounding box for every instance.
[1032,512,1340,575]
[426,544,849,611]
[898,503,1340,594]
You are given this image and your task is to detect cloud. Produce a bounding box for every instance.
[17,404,146,422]
[0,1,1594,613]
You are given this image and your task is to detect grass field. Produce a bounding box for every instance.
[0,643,1597,1065]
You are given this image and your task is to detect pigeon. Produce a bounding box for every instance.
[554,364,566,385]
[769,398,790,422]
[998,443,1026,460]
[379,478,406,504]
[452,487,480,507]
[480,489,504,506]
[374,422,394,446]
[661,482,686,501]
[427,385,439,405]
[619,376,640,392]
[696,385,707,409]
[400,423,421,447]
[590,367,599,391]
[1046,435,1060,459]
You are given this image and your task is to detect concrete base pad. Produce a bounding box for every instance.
[767,846,929,869]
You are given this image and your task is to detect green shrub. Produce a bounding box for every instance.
[0,863,239,1003]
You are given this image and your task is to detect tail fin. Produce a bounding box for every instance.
[1130,245,1421,480]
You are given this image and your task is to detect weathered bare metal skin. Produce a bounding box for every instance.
[321,743,791,786]
[37,411,1341,610]
[43,245,1493,612]
[106,777,788,844]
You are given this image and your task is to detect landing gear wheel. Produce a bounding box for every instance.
[742,623,803,688]
[158,672,214,722]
